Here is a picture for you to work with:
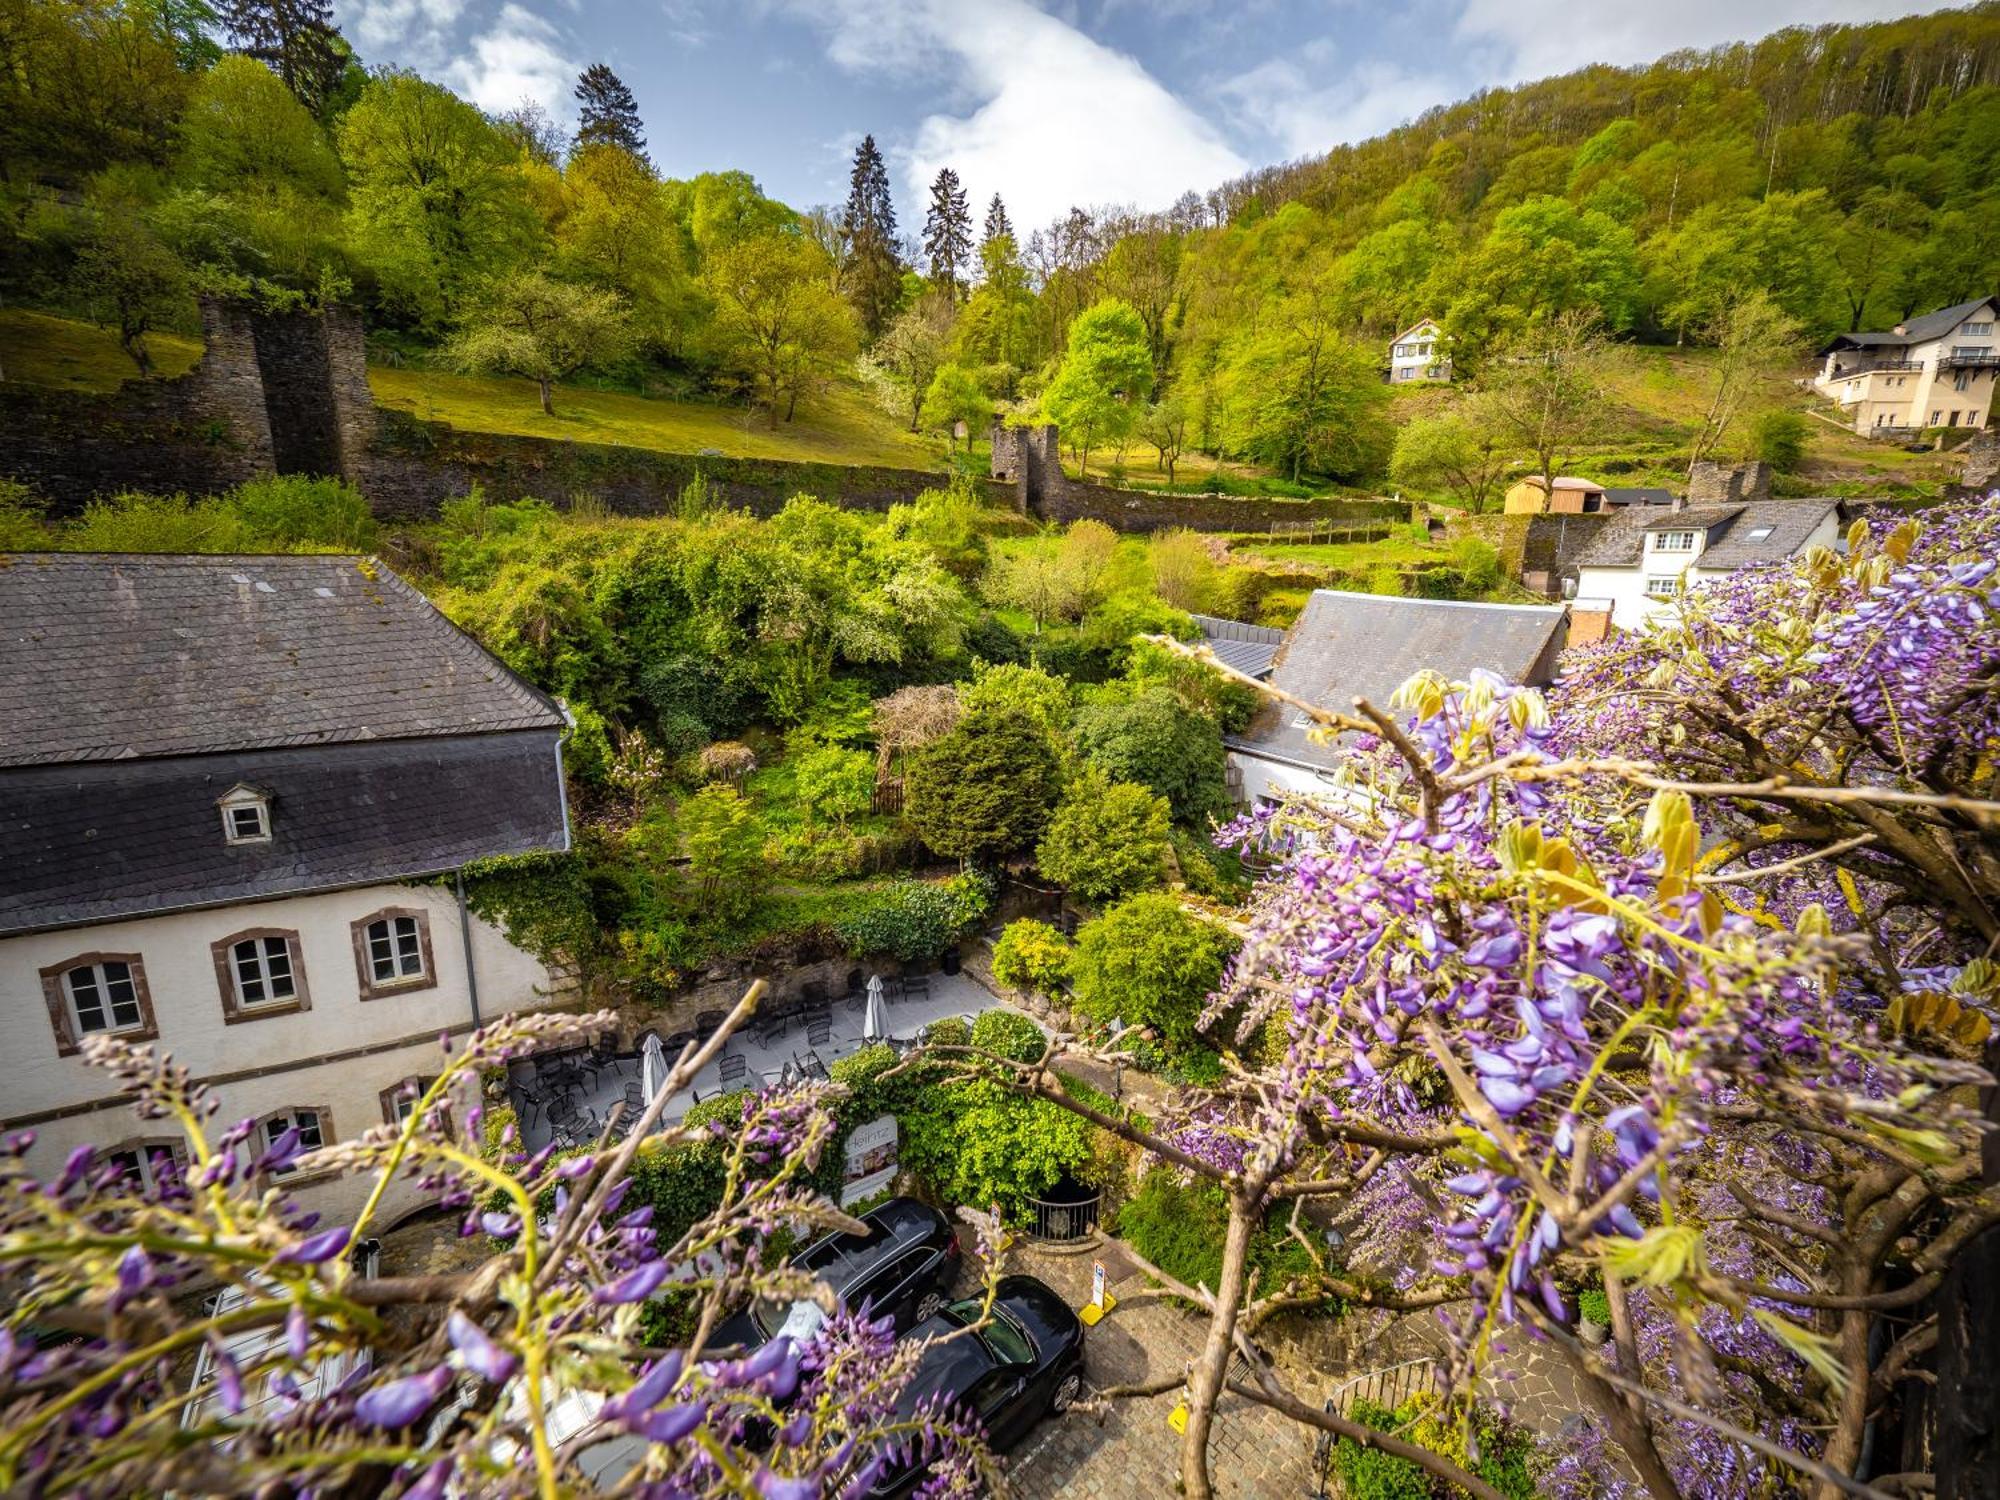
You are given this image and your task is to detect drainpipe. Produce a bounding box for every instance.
[456,866,482,1029]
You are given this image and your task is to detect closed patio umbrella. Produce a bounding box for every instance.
[642,1032,667,1103]
[863,975,886,1043]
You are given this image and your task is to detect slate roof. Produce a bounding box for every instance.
[0,554,564,767]
[1228,591,1568,771]
[1576,500,1842,572]
[1192,613,1284,680]
[0,733,570,934]
[1602,487,1675,507]
[1821,296,1997,351]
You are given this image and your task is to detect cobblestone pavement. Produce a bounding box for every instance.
[988,1242,1322,1500]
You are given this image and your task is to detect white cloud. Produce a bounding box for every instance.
[338,0,467,58]
[1217,47,1447,162]
[1452,0,1948,82]
[442,3,578,120]
[782,0,1248,230]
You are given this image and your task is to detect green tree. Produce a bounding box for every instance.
[920,362,988,451]
[572,62,647,162]
[958,662,1071,737]
[177,54,342,199]
[876,292,955,432]
[1036,767,1171,904]
[955,230,1035,391]
[71,197,188,376]
[338,71,537,329]
[1477,309,1609,504]
[1754,408,1809,473]
[1147,528,1215,613]
[841,134,901,341]
[217,0,346,116]
[554,143,692,357]
[445,269,633,415]
[1141,386,1193,487]
[1219,273,1389,482]
[1685,292,1803,475]
[1449,196,1642,345]
[1071,891,1234,1048]
[904,707,1061,863]
[1390,408,1508,511]
[1042,298,1153,475]
[1071,687,1228,825]
[793,745,874,828]
[705,231,859,426]
[679,783,764,919]
[922,165,972,296]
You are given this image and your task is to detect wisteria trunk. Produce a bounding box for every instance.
[1180,1194,1255,1500]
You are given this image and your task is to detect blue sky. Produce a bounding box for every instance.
[332,0,1954,232]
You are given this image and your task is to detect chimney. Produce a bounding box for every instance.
[1567,599,1615,647]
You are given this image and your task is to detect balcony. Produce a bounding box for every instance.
[1827,359,1922,378]
[1939,350,2000,370]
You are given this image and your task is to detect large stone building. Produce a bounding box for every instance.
[1815,296,1998,437]
[0,554,572,1222]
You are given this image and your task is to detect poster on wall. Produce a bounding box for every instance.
[840,1115,899,1207]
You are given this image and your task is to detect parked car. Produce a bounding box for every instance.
[865,1275,1086,1497]
[709,1196,961,1355]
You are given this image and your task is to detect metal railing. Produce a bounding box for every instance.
[1827,360,1922,377]
[1940,350,2000,369]
[1326,1356,1439,1415]
[1024,1186,1102,1242]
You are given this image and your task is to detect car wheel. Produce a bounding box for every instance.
[1051,1371,1082,1414]
[914,1291,945,1323]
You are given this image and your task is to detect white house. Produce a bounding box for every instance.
[1573,498,1847,632]
[1814,296,1998,437]
[0,554,574,1224]
[1388,318,1451,384]
[1222,591,1570,811]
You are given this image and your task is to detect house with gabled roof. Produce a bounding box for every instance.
[0,553,573,1222]
[1387,317,1451,383]
[1572,498,1848,630]
[1815,295,1997,437]
[1223,590,1570,810]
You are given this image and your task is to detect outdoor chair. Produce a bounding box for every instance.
[718,1052,748,1086]
[802,1049,831,1082]
[623,1079,644,1113]
[756,1012,789,1049]
[694,1009,726,1039]
[805,1010,833,1047]
[662,1030,696,1060]
[900,973,931,1002]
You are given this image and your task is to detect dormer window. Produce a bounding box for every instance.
[1653,531,1698,553]
[218,785,272,845]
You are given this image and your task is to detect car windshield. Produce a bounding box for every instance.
[750,1298,827,1343]
[942,1296,1033,1364]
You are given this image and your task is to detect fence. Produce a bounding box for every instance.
[1311,1358,1442,1498]
[1023,1186,1102,1242]
[870,778,904,816]
[1263,520,1395,546]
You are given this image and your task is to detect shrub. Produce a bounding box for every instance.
[1114,1169,1319,1297]
[66,491,244,552]
[834,880,960,961]
[991,919,1074,996]
[970,1008,1047,1063]
[957,661,1071,738]
[697,741,758,783]
[230,473,378,549]
[765,824,862,881]
[0,481,48,549]
[1071,892,1235,1048]
[793,745,875,827]
[904,707,1062,862]
[1035,767,1172,903]
[1071,688,1229,825]
[1755,408,1809,473]
[1331,1396,1539,1500]
[1577,1287,1611,1325]
[1448,535,1502,593]
[921,1015,971,1048]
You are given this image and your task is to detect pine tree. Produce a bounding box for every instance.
[219,0,345,114]
[922,167,972,296]
[573,64,648,162]
[983,194,1013,250]
[841,134,902,341]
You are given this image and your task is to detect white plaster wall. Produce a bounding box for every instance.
[1580,510,1843,632]
[0,882,555,1223]
[1231,750,1361,812]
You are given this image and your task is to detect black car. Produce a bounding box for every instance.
[866,1275,1086,1498]
[710,1197,962,1355]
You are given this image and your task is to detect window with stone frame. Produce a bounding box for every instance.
[40,953,158,1056]
[211,929,311,1022]
[352,908,437,999]
[255,1107,329,1177]
[104,1138,187,1195]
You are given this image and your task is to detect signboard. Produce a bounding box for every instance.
[839,1114,899,1207]
[1091,1260,1107,1309]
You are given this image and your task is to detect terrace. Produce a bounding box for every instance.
[507,969,999,1153]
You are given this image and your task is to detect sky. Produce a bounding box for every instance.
[331,0,1957,233]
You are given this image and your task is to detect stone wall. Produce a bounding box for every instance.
[1444,510,1613,597]
[356,411,1007,520]
[0,299,276,504]
[1687,460,1773,505]
[1956,428,2000,493]
[992,421,1411,533]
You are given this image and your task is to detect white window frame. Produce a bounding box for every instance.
[231,935,298,1008]
[219,785,272,846]
[1964,321,1994,337]
[105,1142,183,1194]
[1652,531,1698,553]
[64,960,146,1038]
[1643,576,1680,599]
[365,915,425,985]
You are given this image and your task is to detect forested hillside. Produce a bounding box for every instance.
[3,1,1996,492]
